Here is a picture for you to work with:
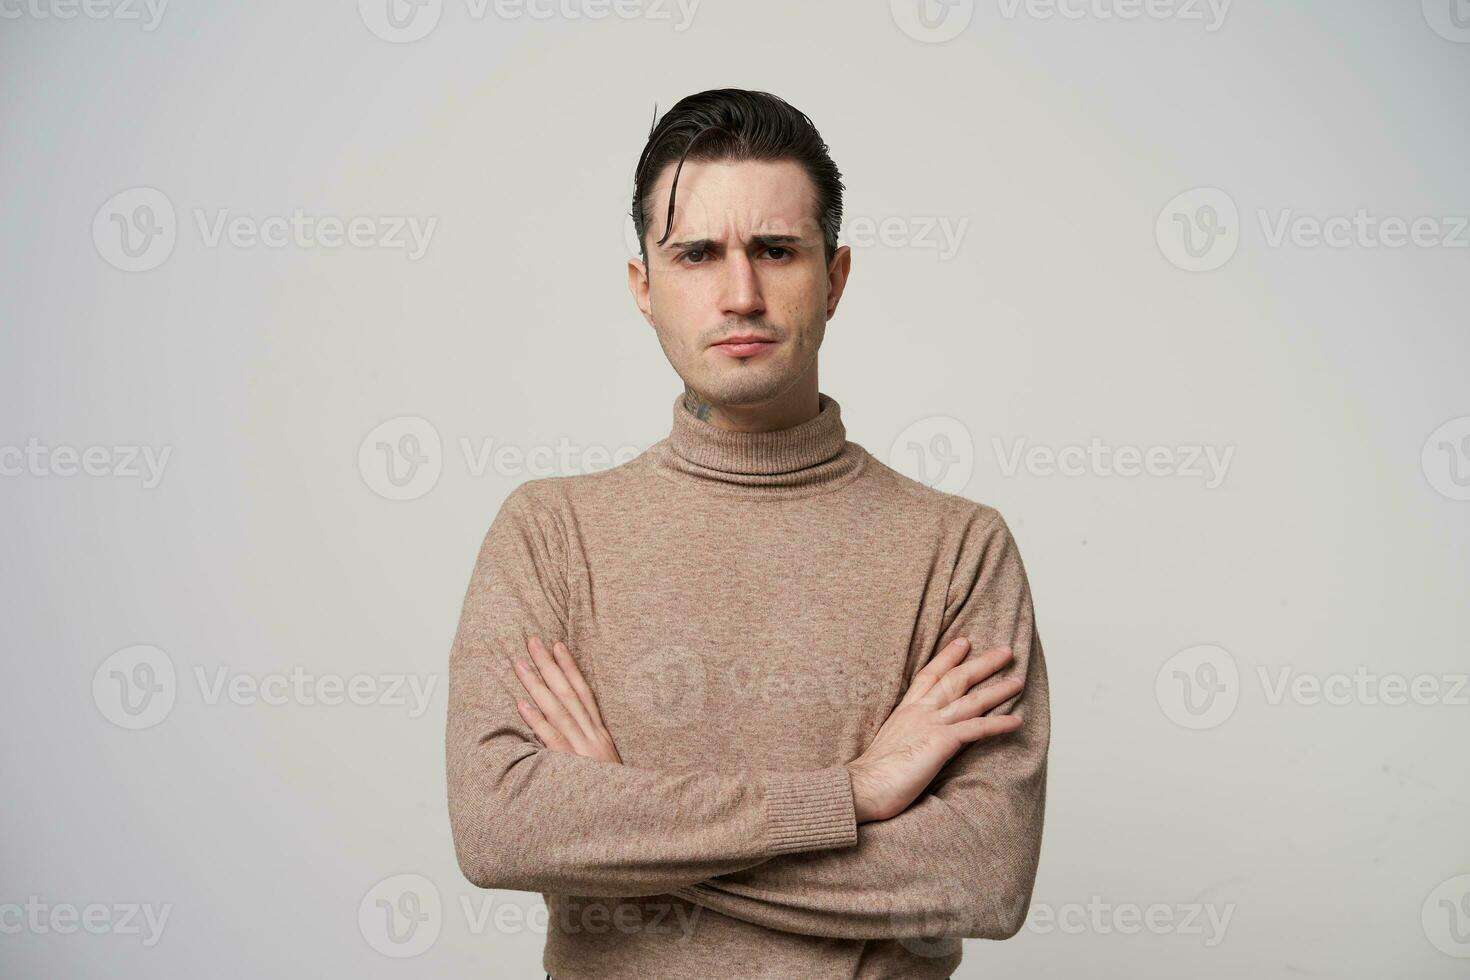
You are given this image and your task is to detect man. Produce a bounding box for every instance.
[446,88,1049,980]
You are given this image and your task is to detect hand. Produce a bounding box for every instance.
[512,635,623,764]
[846,638,1023,823]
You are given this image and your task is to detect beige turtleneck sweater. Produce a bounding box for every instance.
[445,391,1050,980]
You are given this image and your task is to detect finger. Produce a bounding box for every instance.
[940,675,1025,723]
[941,646,1016,702]
[552,640,605,725]
[516,697,572,752]
[927,641,1011,706]
[515,639,589,746]
[902,637,971,705]
[949,712,1023,743]
[525,636,597,738]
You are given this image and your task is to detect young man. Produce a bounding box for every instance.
[446,88,1050,980]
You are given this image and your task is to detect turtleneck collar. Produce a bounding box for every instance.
[651,390,868,497]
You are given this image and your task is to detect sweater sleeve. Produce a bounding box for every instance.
[446,483,859,898]
[671,508,1049,940]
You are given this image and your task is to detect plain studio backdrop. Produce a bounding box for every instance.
[2,1,1468,977]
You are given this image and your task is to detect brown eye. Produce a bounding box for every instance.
[682,248,706,264]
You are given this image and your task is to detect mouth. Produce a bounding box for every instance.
[710,333,778,359]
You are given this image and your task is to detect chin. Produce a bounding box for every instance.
[697,371,794,408]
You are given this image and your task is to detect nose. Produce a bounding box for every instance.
[719,249,765,320]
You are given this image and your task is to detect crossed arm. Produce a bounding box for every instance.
[445,485,1049,940]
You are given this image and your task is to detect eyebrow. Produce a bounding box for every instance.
[662,233,806,252]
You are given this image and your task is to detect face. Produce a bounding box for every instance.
[627,158,852,409]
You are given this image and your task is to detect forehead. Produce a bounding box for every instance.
[645,158,818,240]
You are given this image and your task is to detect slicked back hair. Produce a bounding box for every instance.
[630,89,845,267]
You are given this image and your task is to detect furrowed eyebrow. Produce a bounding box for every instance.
[662,234,806,252]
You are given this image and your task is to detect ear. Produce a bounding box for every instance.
[824,244,852,320]
[627,256,656,329]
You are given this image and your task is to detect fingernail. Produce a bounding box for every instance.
[955,638,970,650]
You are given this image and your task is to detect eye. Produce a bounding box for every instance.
[764,246,790,260]
[679,247,707,265]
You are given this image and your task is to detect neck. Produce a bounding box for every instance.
[655,386,866,497]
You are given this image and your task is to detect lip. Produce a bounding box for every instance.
[711,334,778,358]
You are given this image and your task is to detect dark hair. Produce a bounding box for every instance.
[630,88,845,266]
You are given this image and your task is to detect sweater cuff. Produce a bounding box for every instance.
[761,765,859,856]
